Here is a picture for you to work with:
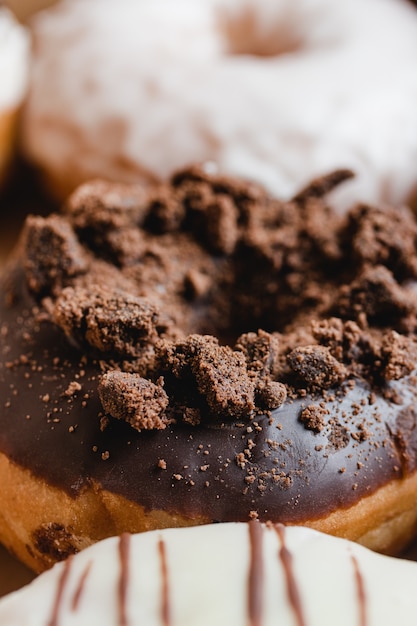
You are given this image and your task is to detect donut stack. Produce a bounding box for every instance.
[2,0,417,622]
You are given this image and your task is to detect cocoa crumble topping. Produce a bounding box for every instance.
[8,166,417,435]
[3,166,417,527]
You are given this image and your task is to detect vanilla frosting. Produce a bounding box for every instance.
[22,0,417,210]
[0,6,29,111]
[0,523,417,625]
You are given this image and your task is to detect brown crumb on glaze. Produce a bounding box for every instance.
[287,345,348,389]
[300,404,329,432]
[52,285,168,359]
[98,371,170,431]
[63,381,82,397]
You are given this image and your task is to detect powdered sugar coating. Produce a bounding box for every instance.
[0,7,29,111]
[22,0,417,210]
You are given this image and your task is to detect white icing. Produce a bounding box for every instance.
[0,523,416,625]
[22,0,417,210]
[0,7,29,110]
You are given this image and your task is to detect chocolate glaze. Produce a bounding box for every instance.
[351,553,367,626]
[158,538,170,626]
[48,554,73,626]
[118,534,130,626]
[0,267,416,524]
[275,525,306,626]
[248,521,264,626]
[71,561,92,613]
[2,167,417,529]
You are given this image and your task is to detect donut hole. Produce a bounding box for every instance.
[218,5,304,58]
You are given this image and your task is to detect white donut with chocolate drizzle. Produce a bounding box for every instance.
[1,522,417,625]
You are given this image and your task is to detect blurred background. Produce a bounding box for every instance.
[0,0,57,265]
[4,0,55,22]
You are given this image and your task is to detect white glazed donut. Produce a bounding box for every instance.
[1,522,417,625]
[0,6,29,187]
[22,0,417,210]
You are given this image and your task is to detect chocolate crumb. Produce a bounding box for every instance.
[53,285,167,363]
[287,345,347,389]
[300,404,328,432]
[98,371,169,431]
[158,335,256,420]
[255,380,287,410]
[32,523,78,564]
[63,381,82,397]
[23,215,89,297]
[292,170,355,204]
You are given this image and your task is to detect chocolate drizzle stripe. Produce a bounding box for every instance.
[47,554,73,626]
[71,560,92,612]
[275,524,306,626]
[248,520,264,626]
[350,553,367,626]
[158,537,171,626]
[118,533,131,626]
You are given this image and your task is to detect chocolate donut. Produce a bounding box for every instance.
[2,167,417,572]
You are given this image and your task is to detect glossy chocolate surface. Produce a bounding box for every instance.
[0,267,416,524]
